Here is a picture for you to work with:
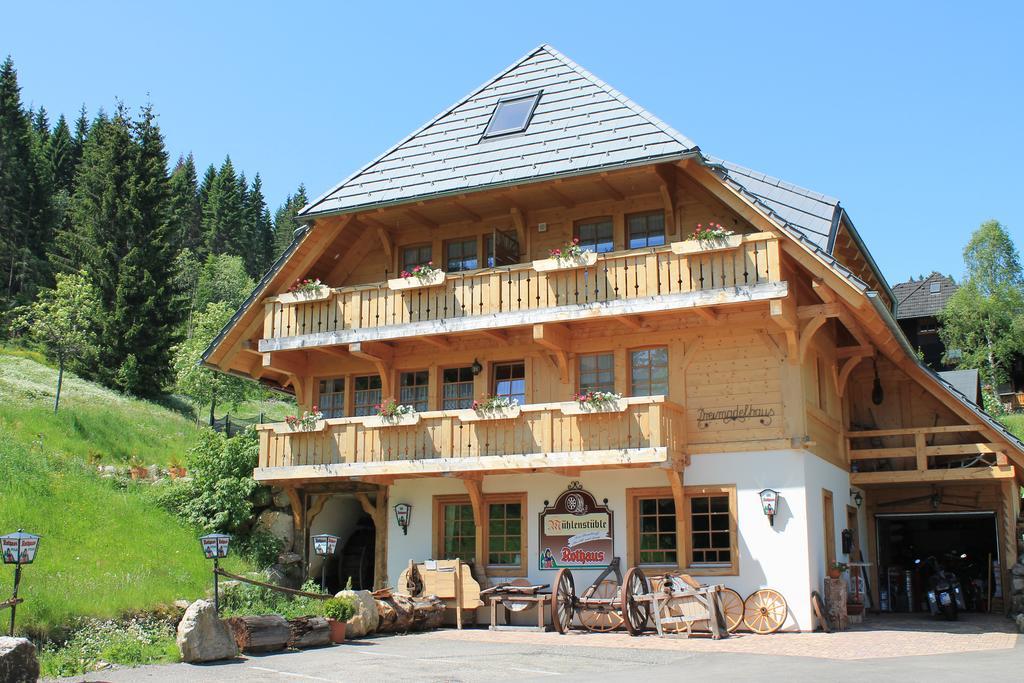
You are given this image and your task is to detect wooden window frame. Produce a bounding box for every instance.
[443,237,479,273]
[625,210,666,250]
[432,492,528,576]
[578,351,616,394]
[351,374,382,417]
[399,369,430,412]
[440,365,475,410]
[626,485,738,576]
[628,345,669,398]
[491,360,526,405]
[316,376,347,419]
[573,216,614,254]
[400,243,433,273]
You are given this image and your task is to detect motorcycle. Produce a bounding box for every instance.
[922,556,966,620]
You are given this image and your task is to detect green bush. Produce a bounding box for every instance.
[38,616,179,678]
[235,529,283,568]
[221,578,329,619]
[170,427,261,532]
[321,596,356,621]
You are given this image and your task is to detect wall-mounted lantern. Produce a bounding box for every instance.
[850,488,863,508]
[758,489,780,527]
[311,533,339,590]
[871,359,885,405]
[394,503,413,535]
[471,359,483,376]
[2,529,40,636]
[199,533,231,614]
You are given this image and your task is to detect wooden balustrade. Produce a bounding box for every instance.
[262,234,778,341]
[847,424,1015,484]
[257,397,686,474]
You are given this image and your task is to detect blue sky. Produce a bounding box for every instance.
[3,1,1021,286]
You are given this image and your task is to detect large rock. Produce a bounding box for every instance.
[176,599,238,663]
[272,487,292,509]
[0,637,38,683]
[1016,613,1024,634]
[256,509,294,552]
[336,589,379,638]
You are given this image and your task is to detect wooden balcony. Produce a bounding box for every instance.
[848,425,1016,485]
[254,396,686,483]
[259,233,783,351]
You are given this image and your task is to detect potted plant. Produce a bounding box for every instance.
[284,407,325,432]
[670,223,742,255]
[364,399,419,428]
[168,455,187,479]
[459,395,521,421]
[532,238,598,272]
[828,561,848,579]
[321,596,356,643]
[278,277,331,304]
[128,455,147,480]
[387,262,446,290]
[562,390,626,415]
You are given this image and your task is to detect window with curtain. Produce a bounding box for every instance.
[442,367,475,409]
[630,347,669,396]
[399,370,429,412]
[578,352,615,394]
[627,211,665,249]
[352,375,382,416]
[575,217,614,253]
[401,244,432,272]
[492,361,526,405]
[317,378,345,418]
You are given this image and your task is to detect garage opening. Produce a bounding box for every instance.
[876,512,1000,614]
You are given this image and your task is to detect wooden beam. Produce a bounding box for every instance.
[798,314,828,363]
[769,297,798,363]
[478,329,507,343]
[317,346,349,359]
[834,354,864,398]
[420,335,452,350]
[262,352,307,377]
[837,310,872,348]
[665,467,686,570]
[811,278,837,304]
[680,336,703,370]
[510,207,527,253]
[852,465,1015,486]
[547,185,576,208]
[598,174,625,201]
[403,208,438,230]
[654,165,677,236]
[532,322,571,352]
[451,199,481,222]
[375,226,394,262]
[694,307,718,324]
[797,303,841,319]
[836,345,875,359]
[349,342,394,399]
[463,478,488,584]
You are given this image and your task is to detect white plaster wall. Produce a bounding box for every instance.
[802,455,854,604]
[388,449,827,631]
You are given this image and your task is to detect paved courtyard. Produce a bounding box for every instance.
[52,614,1021,682]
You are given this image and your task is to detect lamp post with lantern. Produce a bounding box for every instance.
[311,533,339,591]
[2,529,40,636]
[199,533,231,614]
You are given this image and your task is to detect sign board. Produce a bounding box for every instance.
[200,535,230,559]
[538,482,613,570]
[1,533,39,565]
[313,534,338,556]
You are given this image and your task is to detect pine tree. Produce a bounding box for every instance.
[243,173,274,277]
[272,183,309,258]
[168,153,202,253]
[47,114,76,193]
[201,156,245,256]
[72,104,88,165]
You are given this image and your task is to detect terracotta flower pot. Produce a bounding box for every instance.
[827,568,842,579]
[327,618,346,643]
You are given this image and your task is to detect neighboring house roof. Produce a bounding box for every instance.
[893,272,958,319]
[706,158,840,253]
[938,369,981,405]
[302,44,698,217]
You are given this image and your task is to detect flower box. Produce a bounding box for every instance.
[276,287,332,305]
[363,412,421,428]
[560,398,627,415]
[532,252,598,273]
[272,420,328,434]
[670,234,744,256]
[387,270,446,291]
[457,405,522,422]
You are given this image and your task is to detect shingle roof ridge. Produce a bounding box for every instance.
[537,44,698,151]
[301,44,557,216]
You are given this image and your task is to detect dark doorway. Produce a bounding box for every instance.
[876,512,999,614]
[334,514,376,592]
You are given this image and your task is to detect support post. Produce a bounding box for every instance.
[8,564,21,636]
[213,557,220,616]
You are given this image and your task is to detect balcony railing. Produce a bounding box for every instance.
[255,396,686,478]
[262,233,779,343]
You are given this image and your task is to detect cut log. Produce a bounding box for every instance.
[225,615,291,653]
[287,616,331,648]
[375,594,445,633]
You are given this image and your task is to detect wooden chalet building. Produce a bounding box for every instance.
[204,45,1024,629]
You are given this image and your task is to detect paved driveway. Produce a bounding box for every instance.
[52,614,1021,682]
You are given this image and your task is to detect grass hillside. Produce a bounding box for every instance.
[1000,413,1024,441]
[0,349,198,466]
[0,349,251,637]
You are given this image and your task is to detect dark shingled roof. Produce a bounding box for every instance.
[893,272,958,320]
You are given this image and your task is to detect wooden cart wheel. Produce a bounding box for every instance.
[743,589,788,634]
[810,590,831,633]
[719,587,744,633]
[550,568,576,634]
[579,580,623,632]
[621,567,651,636]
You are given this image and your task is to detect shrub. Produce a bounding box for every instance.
[235,528,283,568]
[38,616,179,678]
[177,427,260,532]
[221,578,328,619]
[321,596,356,622]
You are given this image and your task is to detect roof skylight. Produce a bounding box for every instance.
[482,92,541,138]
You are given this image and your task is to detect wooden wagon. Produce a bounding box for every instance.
[621,570,741,638]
